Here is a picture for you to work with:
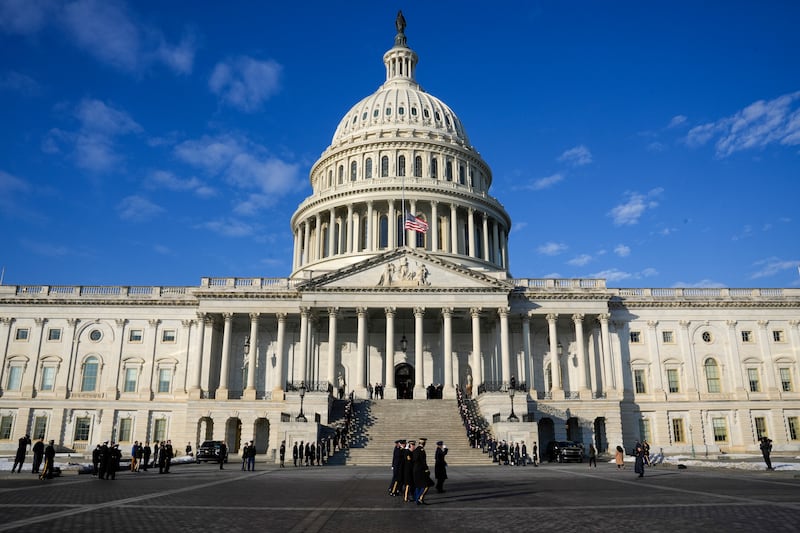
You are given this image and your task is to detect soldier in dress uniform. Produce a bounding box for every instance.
[412,438,432,504]
[434,441,448,493]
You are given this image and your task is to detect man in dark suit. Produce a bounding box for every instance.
[412,438,432,504]
[434,441,448,493]
[40,440,56,480]
[388,440,404,496]
[218,442,227,469]
[31,437,45,474]
[11,434,31,473]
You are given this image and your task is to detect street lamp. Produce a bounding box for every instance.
[507,385,519,422]
[296,381,307,422]
[399,334,408,353]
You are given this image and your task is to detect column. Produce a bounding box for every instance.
[430,201,439,252]
[297,307,309,385]
[482,214,490,261]
[26,318,47,396]
[366,201,374,252]
[467,208,476,258]
[407,200,416,248]
[645,320,664,395]
[500,307,511,386]
[449,203,458,254]
[443,307,454,395]
[328,208,336,257]
[274,313,287,395]
[413,307,425,397]
[58,318,79,397]
[547,313,563,396]
[314,213,322,261]
[588,322,599,397]
[757,320,779,392]
[678,320,698,396]
[598,314,613,394]
[326,308,338,389]
[189,313,206,396]
[293,228,300,270]
[470,308,482,390]
[492,221,500,266]
[725,320,747,397]
[573,314,590,392]
[346,204,354,253]
[385,307,396,392]
[388,200,396,248]
[499,227,507,269]
[522,313,533,395]
[105,318,125,397]
[356,307,367,391]
[243,313,259,399]
[303,219,311,265]
[145,319,160,399]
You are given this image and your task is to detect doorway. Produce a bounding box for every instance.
[395,363,414,399]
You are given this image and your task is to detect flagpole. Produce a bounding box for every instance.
[401,173,406,247]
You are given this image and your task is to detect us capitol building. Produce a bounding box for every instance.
[2,15,799,460]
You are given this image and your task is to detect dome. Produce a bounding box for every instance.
[330,27,471,148]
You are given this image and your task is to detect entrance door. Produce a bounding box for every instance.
[394,363,414,399]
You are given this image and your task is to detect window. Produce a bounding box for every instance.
[398,106,405,115]
[378,215,388,248]
[445,160,453,181]
[0,415,13,439]
[667,369,680,393]
[741,330,753,343]
[629,331,641,343]
[74,417,91,441]
[772,330,785,342]
[118,418,132,442]
[397,155,405,177]
[701,331,713,343]
[81,356,99,392]
[423,108,430,119]
[789,417,799,441]
[712,418,728,442]
[385,107,391,116]
[672,418,685,443]
[639,418,651,442]
[662,331,674,343]
[15,328,29,341]
[89,329,102,341]
[338,165,343,184]
[361,112,367,121]
[634,369,647,394]
[129,329,143,343]
[411,106,417,116]
[414,156,422,177]
[161,330,176,343]
[373,109,379,118]
[6,366,23,391]
[747,368,761,392]
[365,158,372,179]
[430,157,438,179]
[704,358,721,393]
[779,368,793,392]
[153,419,167,442]
[47,328,61,341]
[381,156,389,177]
[350,161,357,181]
[158,368,172,393]
[754,417,768,440]
[124,368,138,393]
[33,416,47,440]
[40,366,56,391]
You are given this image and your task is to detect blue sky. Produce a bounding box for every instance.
[1,1,798,288]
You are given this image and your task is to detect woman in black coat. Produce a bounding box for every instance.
[434,441,448,493]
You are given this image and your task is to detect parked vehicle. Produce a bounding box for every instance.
[195,440,228,463]
[547,440,584,463]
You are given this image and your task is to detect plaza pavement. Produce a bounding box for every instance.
[1,459,799,532]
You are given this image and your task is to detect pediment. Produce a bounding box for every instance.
[299,248,511,292]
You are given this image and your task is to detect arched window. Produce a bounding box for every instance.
[414,156,422,177]
[365,158,373,179]
[350,161,357,181]
[81,356,99,392]
[446,160,453,181]
[431,158,438,179]
[459,165,465,185]
[704,358,721,393]
[381,156,389,177]
[327,170,332,188]
[379,215,388,249]
[398,155,406,177]
[338,165,344,184]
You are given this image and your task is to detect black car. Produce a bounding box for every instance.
[546,440,584,463]
[195,440,228,463]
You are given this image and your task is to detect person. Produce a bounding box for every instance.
[164,440,174,473]
[388,439,404,496]
[11,434,31,473]
[588,444,597,468]
[130,441,140,472]
[98,441,110,480]
[412,438,433,504]
[532,442,538,466]
[218,441,227,469]
[279,440,286,467]
[368,382,374,399]
[108,444,121,480]
[92,444,102,476]
[293,441,299,467]
[40,440,56,480]
[241,441,249,470]
[434,441,448,493]
[134,442,144,472]
[642,440,651,466]
[634,441,645,478]
[521,441,528,466]
[466,373,473,398]
[402,441,415,502]
[142,441,151,471]
[152,441,160,469]
[615,445,625,469]
[247,440,256,471]
[186,442,193,457]
[31,437,45,474]
[760,436,774,470]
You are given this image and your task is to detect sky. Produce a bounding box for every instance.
[1,0,799,288]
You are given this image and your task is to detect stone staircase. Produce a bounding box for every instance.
[342,399,493,466]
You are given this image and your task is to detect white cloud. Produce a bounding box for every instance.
[0,71,41,95]
[668,115,687,128]
[198,218,256,237]
[686,91,800,157]
[537,242,567,256]
[608,188,663,226]
[614,244,631,257]
[525,173,563,190]
[209,56,282,112]
[0,0,55,34]
[750,257,800,279]
[511,222,528,233]
[0,170,32,215]
[147,170,215,198]
[117,195,164,221]
[558,145,592,166]
[672,279,726,288]
[567,254,592,266]
[646,141,666,152]
[591,267,659,283]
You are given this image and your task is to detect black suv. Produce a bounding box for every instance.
[547,440,584,463]
[196,440,228,463]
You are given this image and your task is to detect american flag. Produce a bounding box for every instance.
[404,212,429,233]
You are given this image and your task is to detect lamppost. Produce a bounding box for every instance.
[689,424,695,459]
[399,334,408,353]
[296,381,307,422]
[507,385,519,422]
